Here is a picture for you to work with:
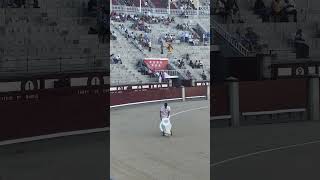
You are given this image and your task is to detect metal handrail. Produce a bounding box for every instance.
[154,70,179,76]
[111,5,210,16]
[0,55,108,77]
[212,19,250,56]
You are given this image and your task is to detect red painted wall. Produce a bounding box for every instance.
[0,86,108,141]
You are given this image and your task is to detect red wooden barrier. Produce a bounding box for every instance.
[239,79,307,112]
[110,87,182,106]
[212,84,229,116]
[185,86,207,97]
[0,86,108,141]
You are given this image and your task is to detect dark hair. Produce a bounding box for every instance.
[164,103,168,107]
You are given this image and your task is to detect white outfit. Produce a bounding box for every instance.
[160,105,171,119]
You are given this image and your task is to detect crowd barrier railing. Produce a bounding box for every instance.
[0,55,108,79]
[111,5,210,16]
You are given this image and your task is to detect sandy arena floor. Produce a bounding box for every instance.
[111,100,210,180]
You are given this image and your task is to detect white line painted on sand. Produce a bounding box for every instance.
[0,127,110,146]
[211,139,320,167]
[171,106,209,117]
[110,98,183,108]
[110,96,207,108]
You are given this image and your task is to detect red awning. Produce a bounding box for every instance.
[143,58,169,71]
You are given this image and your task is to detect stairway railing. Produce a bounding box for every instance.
[212,19,250,56]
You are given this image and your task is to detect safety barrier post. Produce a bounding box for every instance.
[182,86,186,102]
[206,85,210,100]
[227,77,240,127]
[308,75,319,121]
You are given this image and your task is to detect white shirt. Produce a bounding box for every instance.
[160,105,171,118]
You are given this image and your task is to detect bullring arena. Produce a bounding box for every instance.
[212,0,320,178]
[0,0,210,179]
[110,81,210,180]
[211,122,320,180]
[111,100,209,180]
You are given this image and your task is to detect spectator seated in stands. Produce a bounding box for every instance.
[233,27,243,42]
[164,34,175,43]
[111,54,122,64]
[180,11,189,18]
[179,0,196,10]
[283,0,297,22]
[177,59,186,69]
[185,53,190,61]
[111,31,117,40]
[177,23,190,30]
[203,33,209,45]
[186,70,192,80]
[294,29,309,58]
[194,60,199,68]
[201,71,207,80]
[189,60,194,68]
[137,61,150,75]
[198,60,204,69]
[254,0,271,22]
[189,37,200,46]
[111,13,126,22]
[156,71,166,83]
[271,0,285,22]
[182,31,191,43]
[163,17,173,25]
[192,60,203,69]
[244,27,259,51]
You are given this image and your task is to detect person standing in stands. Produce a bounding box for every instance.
[148,40,152,52]
[294,29,309,58]
[160,38,164,54]
[167,43,173,54]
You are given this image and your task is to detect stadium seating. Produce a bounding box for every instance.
[0,0,108,77]
[110,11,210,85]
[213,0,320,63]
